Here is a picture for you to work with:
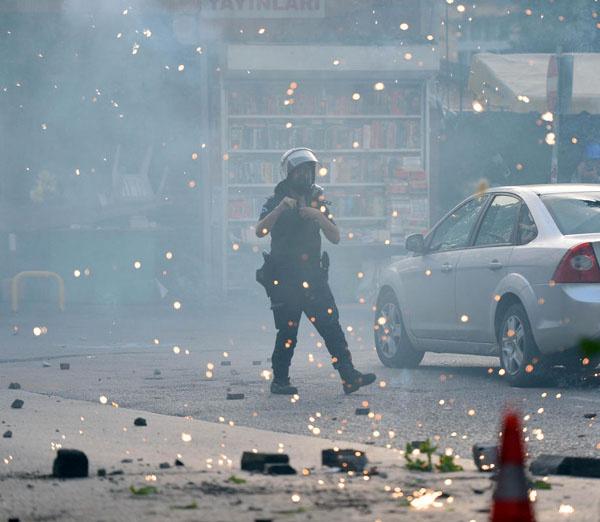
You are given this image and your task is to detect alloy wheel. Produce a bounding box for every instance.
[501,314,525,375]
[376,302,403,359]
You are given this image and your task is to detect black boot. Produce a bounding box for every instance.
[270,377,298,395]
[338,364,376,395]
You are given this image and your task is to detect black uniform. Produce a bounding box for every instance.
[259,179,354,382]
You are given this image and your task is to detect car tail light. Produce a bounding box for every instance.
[553,242,600,283]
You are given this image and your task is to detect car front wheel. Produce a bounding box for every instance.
[499,303,546,387]
[374,290,424,368]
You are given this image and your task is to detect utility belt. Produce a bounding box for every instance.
[256,251,329,299]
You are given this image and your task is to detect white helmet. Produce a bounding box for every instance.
[279,147,319,183]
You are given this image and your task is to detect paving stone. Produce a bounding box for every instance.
[263,462,296,475]
[472,443,498,472]
[241,452,289,472]
[322,448,367,472]
[52,449,89,478]
[530,454,600,478]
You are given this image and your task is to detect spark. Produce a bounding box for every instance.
[173,301,181,310]
[542,111,554,122]
[399,23,409,30]
[181,433,192,442]
[133,261,141,269]
[99,396,108,405]
[410,490,443,510]
[472,100,484,112]
[33,327,42,336]
[374,82,385,91]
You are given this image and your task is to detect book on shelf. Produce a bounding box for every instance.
[228,86,422,117]
[326,190,386,219]
[228,156,394,185]
[229,120,420,151]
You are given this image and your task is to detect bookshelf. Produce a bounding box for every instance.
[221,79,429,294]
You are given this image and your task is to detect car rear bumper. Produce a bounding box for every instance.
[528,283,600,354]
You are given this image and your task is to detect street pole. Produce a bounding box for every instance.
[445,3,450,109]
[549,48,561,184]
[549,47,574,183]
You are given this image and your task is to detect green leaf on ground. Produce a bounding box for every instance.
[130,485,158,495]
[534,480,552,490]
[405,440,437,472]
[171,502,198,510]
[435,455,464,472]
[226,475,246,484]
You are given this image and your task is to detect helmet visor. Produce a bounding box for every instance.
[285,149,319,176]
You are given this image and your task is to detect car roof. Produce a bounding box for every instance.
[486,184,600,196]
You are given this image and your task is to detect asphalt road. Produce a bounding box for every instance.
[1,299,599,462]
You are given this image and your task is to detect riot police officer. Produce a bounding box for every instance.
[256,148,376,395]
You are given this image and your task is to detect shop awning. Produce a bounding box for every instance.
[468,53,600,114]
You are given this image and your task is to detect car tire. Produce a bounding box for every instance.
[374,289,424,368]
[498,303,547,387]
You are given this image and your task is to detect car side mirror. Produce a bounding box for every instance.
[405,233,425,254]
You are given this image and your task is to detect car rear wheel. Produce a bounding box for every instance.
[499,303,546,387]
[374,290,424,368]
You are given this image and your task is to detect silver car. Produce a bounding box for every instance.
[375,184,600,386]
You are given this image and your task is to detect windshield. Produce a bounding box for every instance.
[541,193,600,235]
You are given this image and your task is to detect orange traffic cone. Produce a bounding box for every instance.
[491,409,535,522]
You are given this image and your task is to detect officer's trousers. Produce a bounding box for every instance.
[269,277,353,381]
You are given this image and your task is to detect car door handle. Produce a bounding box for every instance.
[488,260,503,270]
[441,263,453,272]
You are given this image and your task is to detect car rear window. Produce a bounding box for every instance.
[541,192,600,235]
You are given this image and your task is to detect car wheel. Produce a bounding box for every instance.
[374,290,424,368]
[498,303,546,387]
